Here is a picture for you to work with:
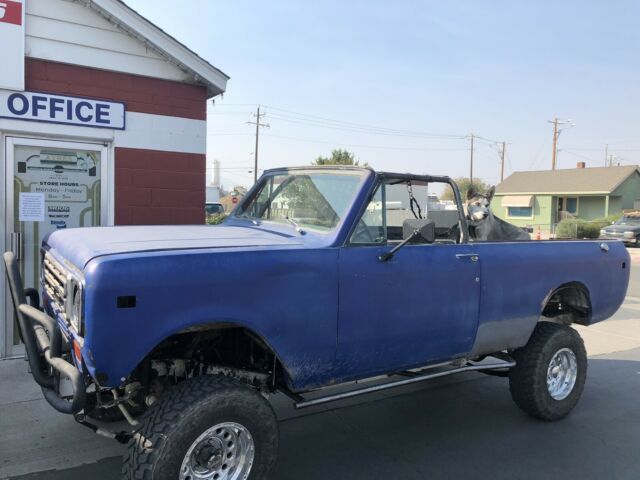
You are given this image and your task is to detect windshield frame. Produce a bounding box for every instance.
[231,167,371,235]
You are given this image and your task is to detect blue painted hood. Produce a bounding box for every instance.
[44,225,302,269]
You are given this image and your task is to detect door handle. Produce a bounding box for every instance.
[10,232,23,260]
[456,253,479,262]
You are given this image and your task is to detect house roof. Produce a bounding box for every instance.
[495,165,640,195]
[82,0,229,97]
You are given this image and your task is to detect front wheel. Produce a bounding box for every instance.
[124,375,279,480]
[509,322,587,421]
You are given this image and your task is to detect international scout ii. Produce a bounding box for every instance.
[4,166,629,480]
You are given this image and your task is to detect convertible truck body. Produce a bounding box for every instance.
[4,166,629,480]
[39,210,628,392]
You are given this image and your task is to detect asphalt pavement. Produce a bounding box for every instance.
[3,252,640,480]
[8,348,640,480]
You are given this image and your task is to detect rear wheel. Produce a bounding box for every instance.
[509,322,587,421]
[124,375,278,480]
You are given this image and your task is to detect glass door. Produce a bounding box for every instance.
[4,137,108,356]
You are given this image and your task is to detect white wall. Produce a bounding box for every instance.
[25,0,193,84]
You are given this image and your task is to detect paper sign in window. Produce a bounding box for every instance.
[19,192,45,222]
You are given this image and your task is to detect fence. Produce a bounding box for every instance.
[522,220,615,240]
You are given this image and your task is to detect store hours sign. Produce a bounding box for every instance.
[0,91,126,129]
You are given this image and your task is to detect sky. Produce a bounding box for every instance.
[126,0,640,191]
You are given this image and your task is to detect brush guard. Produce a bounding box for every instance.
[3,251,86,414]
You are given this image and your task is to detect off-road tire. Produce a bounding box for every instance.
[509,322,587,421]
[123,375,279,480]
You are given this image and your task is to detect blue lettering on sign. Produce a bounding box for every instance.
[75,101,93,122]
[49,97,65,119]
[66,99,73,121]
[51,220,67,229]
[95,103,110,124]
[32,96,47,116]
[1,91,125,129]
[7,93,29,115]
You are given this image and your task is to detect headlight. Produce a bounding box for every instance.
[624,231,635,239]
[68,283,83,334]
[600,229,607,236]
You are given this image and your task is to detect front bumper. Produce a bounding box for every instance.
[600,234,637,244]
[3,251,86,414]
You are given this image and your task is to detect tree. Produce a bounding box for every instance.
[312,149,367,166]
[441,177,492,201]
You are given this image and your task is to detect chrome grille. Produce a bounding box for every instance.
[43,253,69,320]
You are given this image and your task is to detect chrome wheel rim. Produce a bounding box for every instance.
[180,422,255,480]
[546,348,578,400]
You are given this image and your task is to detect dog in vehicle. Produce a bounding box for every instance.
[465,185,531,241]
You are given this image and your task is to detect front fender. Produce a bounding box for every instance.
[82,247,340,389]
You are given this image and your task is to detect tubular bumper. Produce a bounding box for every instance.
[3,251,86,414]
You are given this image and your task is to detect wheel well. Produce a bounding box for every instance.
[541,282,592,325]
[86,326,292,422]
[133,324,291,391]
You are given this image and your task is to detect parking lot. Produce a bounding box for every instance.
[2,253,640,480]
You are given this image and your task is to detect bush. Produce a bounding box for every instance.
[556,213,622,239]
[206,213,227,225]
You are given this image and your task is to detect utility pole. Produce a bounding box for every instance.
[550,118,559,170]
[247,105,270,183]
[548,118,574,170]
[469,134,475,184]
[604,144,609,167]
[500,141,506,182]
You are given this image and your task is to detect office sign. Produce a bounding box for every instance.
[0,90,126,129]
[0,0,25,90]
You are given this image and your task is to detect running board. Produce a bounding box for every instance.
[293,358,516,409]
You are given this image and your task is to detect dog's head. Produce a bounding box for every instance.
[466,185,495,222]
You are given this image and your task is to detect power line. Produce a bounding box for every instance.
[263,105,467,139]
[208,132,254,136]
[213,103,484,140]
[265,113,469,139]
[261,133,469,151]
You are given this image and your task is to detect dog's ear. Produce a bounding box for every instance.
[485,186,495,202]
[467,185,478,200]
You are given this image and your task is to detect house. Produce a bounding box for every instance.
[493,163,640,232]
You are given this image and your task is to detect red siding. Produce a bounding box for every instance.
[115,147,205,225]
[25,58,207,120]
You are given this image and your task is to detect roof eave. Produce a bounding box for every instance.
[608,167,640,193]
[82,0,229,97]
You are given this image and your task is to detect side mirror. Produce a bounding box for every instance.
[402,218,436,244]
[379,219,436,262]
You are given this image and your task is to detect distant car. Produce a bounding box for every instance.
[205,202,224,216]
[600,214,640,245]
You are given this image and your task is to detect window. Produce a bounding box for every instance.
[236,171,365,232]
[350,177,461,244]
[350,186,386,244]
[565,197,578,214]
[507,206,533,218]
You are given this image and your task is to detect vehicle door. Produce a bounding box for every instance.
[336,177,481,380]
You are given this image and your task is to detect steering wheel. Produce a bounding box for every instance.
[351,220,375,243]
